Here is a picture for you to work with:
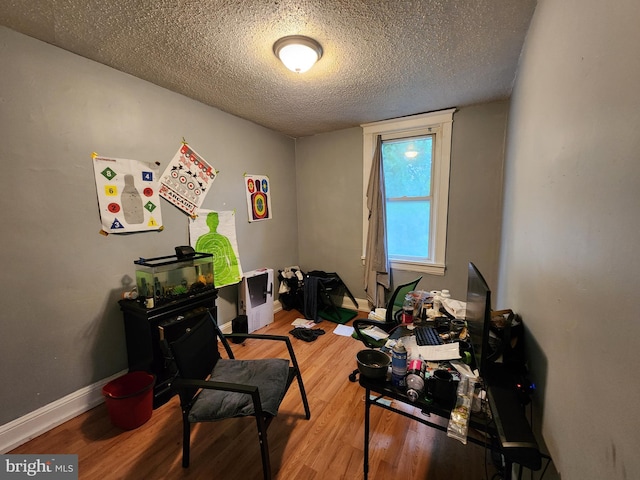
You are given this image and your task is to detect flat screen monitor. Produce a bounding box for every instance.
[464,262,492,381]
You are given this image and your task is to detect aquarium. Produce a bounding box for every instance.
[134,249,214,307]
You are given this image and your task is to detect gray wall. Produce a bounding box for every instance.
[295,102,507,302]
[295,127,365,295]
[498,1,640,478]
[0,28,298,425]
[440,101,507,298]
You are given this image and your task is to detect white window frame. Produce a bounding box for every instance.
[361,108,455,276]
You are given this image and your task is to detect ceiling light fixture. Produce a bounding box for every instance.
[404,144,419,159]
[273,35,323,73]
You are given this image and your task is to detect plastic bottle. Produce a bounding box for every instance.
[402,294,414,324]
[437,289,450,315]
[391,340,407,387]
[432,290,442,313]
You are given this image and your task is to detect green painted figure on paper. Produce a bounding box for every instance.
[195,212,241,287]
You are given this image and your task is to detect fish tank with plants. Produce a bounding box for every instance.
[134,246,214,307]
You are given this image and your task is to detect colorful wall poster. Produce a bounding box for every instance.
[189,210,243,288]
[244,174,272,222]
[92,154,163,233]
[159,143,217,216]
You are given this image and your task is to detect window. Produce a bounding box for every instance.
[362,109,455,275]
[383,135,434,260]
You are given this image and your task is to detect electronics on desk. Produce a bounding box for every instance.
[462,262,542,469]
[414,326,443,346]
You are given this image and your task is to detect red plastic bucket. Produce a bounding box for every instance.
[102,371,155,430]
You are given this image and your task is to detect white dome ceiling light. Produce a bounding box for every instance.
[273,35,323,73]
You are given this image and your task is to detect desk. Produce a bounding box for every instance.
[358,362,542,479]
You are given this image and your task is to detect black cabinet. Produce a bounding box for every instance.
[119,289,217,408]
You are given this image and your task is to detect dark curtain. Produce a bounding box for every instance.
[364,135,390,308]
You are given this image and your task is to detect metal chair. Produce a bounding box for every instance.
[168,311,310,479]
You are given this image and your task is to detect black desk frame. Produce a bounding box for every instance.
[360,376,522,480]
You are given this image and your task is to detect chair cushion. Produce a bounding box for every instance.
[188,358,290,422]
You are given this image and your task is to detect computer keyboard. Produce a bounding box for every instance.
[414,326,444,346]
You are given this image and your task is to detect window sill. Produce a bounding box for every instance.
[361,256,446,276]
[390,260,446,276]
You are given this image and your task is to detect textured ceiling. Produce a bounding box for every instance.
[0,0,536,138]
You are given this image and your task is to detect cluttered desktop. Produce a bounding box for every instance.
[351,262,545,480]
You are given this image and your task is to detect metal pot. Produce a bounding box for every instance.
[356,349,391,379]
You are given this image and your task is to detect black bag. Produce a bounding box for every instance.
[278,268,305,311]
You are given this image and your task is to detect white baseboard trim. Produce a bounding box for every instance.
[219,297,368,333]
[345,297,369,313]
[0,369,127,453]
[274,299,283,313]
[219,299,284,334]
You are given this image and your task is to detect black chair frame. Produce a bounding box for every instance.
[169,312,311,480]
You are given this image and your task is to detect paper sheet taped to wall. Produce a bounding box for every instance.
[159,144,217,216]
[244,173,272,222]
[92,155,163,233]
[189,210,243,288]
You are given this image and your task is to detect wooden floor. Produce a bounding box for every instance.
[11,309,499,480]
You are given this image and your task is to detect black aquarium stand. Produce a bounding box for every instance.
[119,289,218,408]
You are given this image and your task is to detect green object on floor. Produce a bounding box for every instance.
[318,306,358,324]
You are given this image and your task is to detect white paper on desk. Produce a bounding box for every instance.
[359,325,389,341]
[333,324,354,337]
[449,359,478,381]
[403,336,461,361]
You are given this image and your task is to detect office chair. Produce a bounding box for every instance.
[168,311,311,480]
[348,277,422,381]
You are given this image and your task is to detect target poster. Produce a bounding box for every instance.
[244,174,272,222]
[189,210,243,288]
[159,143,217,216]
[92,155,163,233]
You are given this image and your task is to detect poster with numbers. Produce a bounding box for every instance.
[159,143,217,216]
[92,155,163,233]
[244,174,272,222]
